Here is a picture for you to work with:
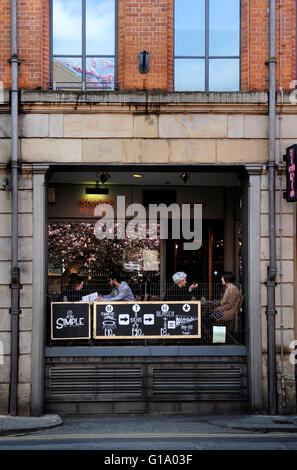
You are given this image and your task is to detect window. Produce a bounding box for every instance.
[51,0,117,90]
[174,0,240,91]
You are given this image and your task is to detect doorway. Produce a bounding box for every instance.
[166,220,225,300]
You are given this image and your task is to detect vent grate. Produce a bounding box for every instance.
[47,367,143,398]
[153,367,242,398]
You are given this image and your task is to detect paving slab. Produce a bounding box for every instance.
[198,414,297,433]
[0,413,297,437]
[0,414,63,436]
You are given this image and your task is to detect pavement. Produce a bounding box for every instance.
[1,413,297,436]
[0,414,63,436]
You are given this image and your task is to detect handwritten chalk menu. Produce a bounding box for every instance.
[51,302,91,340]
[93,301,201,339]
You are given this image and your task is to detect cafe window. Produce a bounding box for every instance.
[51,0,117,90]
[174,0,240,91]
[46,180,245,347]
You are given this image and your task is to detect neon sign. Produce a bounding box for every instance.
[284,144,297,202]
[79,198,114,208]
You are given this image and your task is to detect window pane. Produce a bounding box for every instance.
[86,0,115,55]
[174,0,205,56]
[53,0,82,55]
[174,59,205,91]
[209,0,240,56]
[53,58,82,89]
[86,57,115,89]
[209,59,240,91]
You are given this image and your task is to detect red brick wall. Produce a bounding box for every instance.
[0,0,295,91]
[241,0,296,91]
[0,0,11,86]
[276,0,296,91]
[117,0,174,90]
[0,0,50,90]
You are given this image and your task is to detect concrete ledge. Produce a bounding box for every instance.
[45,345,248,357]
[20,90,269,105]
[0,414,62,436]
[201,414,297,433]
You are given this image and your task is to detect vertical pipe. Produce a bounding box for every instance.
[9,0,20,416]
[267,0,277,415]
[208,225,213,300]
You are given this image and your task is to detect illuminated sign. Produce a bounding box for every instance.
[79,198,114,208]
[284,144,297,202]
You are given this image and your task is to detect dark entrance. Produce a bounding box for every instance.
[166,220,224,282]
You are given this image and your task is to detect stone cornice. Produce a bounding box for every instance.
[16,90,269,115]
[1,90,296,115]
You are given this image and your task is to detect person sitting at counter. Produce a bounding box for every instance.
[163,272,198,301]
[96,272,135,302]
[62,273,84,302]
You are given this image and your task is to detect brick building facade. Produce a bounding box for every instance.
[0,0,296,416]
[0,0,296,91]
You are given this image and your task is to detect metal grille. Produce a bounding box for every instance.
[47,367,143,399]
[153,366,242,399]
[47,282,245,346]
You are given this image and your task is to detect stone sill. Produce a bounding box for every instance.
[20,90,269,105]
[45,345,248,357]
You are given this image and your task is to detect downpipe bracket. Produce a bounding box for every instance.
[6,162,21,171]
[265,57,277,65]
[9,308,22,316]
[9,267,22,314]
[7,55,21,65]
[266,307,277,316]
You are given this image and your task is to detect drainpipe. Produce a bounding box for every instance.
[266,0,277,415]
[9,0,21,416]
[278,88,286,414]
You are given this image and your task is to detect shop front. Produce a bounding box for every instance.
[28,163,262,416]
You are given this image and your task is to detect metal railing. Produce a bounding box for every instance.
[47,282,245,347]
[49,80,118,91]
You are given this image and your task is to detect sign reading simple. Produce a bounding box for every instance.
[51,302,91,340]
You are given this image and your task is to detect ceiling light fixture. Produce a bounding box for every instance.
[133,173,143,178]
[95,171,110,185]
[99,172,110,184]
[85,171,111,194]
[180,172,190,184]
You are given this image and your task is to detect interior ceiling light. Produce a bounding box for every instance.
[85,172,110,194]
[96,171,110,184]
[133,173,143,178]
[180,172,190,184]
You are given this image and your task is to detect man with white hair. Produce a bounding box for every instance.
[163,272,198,301]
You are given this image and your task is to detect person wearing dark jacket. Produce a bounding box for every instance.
[62,273,84,302]
[163,271,198,301]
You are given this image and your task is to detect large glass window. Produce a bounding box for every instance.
[46,177,245,347]
[174,0,240,91]
[51,0,116,90]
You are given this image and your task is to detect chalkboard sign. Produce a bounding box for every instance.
[93,301,201,339]
[51,302,91,340]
